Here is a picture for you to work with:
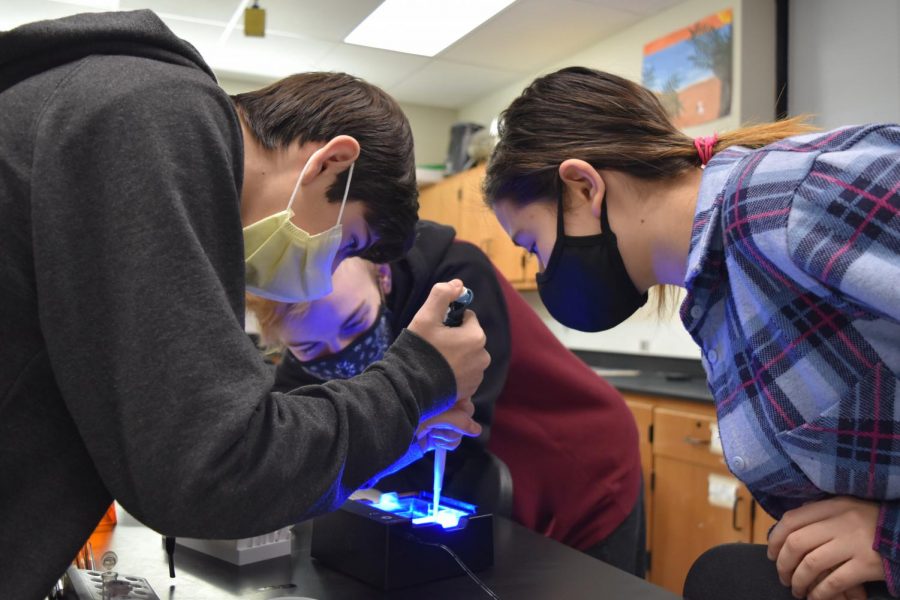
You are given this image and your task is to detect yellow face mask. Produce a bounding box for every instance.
[243,155,355,303]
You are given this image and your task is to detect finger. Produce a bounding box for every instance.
[845,583,868,600]
[417,280,465,326]
[776,520,837,586]
[807,561,870,600]
[455,397,475,418]
[432,436,462,451]
[460,309,484,336]
[422,411,482,436]
[430,430,463,444]
[789,539,848,598]
[769,498,846,559]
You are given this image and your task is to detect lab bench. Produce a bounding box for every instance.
[67,506,680,600]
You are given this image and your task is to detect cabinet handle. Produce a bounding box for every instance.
[732,496,744,531]
[683,435,710,446]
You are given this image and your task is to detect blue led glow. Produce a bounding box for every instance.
[362,492,475,530]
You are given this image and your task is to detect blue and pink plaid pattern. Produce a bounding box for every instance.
[681,124,900,593]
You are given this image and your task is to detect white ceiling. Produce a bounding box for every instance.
[1,0,684,108]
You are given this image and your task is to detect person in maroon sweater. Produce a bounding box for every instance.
[248,220,645,576]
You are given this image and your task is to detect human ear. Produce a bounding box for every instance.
[558,159,606,218]
[376,263,392,296]
[302,135,361,185]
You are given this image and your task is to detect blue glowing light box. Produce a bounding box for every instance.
[364,491,476,530]
[310,490,493,590]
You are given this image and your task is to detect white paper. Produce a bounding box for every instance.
[708,473,738,509]
[709,422,723,455]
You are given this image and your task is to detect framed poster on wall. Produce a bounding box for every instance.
[642,9,734,129]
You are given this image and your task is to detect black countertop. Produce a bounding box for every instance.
[574,350,714,403]
[598,370,714,403]
[70,506,681,600]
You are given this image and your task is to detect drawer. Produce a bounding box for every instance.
[653,406,727,469]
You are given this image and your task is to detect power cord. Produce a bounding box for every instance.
[404,533,500,599]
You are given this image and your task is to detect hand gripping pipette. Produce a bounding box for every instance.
[433,286,474,517]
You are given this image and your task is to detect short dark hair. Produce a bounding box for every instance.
[232,72,418,263]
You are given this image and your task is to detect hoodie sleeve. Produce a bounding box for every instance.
[273,351,326,393]
[28,54,456,537]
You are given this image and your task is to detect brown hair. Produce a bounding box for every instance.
[485,66,815,205]
[484,66,816,311]
[233,72,418,263]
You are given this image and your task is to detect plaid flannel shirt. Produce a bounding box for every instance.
[681,124,900,593]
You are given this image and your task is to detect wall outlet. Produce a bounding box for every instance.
[639,339,651,352]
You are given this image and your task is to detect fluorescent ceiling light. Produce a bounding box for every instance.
[49,0,120,9]
[345,0,517,57]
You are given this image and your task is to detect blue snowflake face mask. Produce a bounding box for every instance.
[295,306,392,380]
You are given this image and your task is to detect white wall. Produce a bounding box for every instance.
[789,0,900,128]
[217,77,457,167]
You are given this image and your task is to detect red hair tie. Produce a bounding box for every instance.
[694,133,718,166]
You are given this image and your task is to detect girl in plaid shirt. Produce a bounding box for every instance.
[483,67,899,600]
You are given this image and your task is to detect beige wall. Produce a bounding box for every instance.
[217,76,456,167]
[398,102,458,167]
[459,0,775,136]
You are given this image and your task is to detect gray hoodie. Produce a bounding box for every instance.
[0,10,455,598]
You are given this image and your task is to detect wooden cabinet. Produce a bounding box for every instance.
[622,393,775,596]
[418,167,538,290]
[651,406,753,593]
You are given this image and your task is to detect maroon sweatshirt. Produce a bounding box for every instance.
[488,273,641,550]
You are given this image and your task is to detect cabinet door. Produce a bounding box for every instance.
[456,167,526,283]
[650,457,753,594]
[625,400,655,555]
[418,180,460,229]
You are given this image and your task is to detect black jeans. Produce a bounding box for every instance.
[684,543,892,599]
[582,478,647,578]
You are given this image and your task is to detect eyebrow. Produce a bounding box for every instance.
[285,302,367,348]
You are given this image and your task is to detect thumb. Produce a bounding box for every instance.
[416,279,464,325]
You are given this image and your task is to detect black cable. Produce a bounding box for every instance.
[405,534,500,599]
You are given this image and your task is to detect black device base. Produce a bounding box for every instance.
[310,492,493,590]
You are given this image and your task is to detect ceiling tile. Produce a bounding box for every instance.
[0,0,104,30]
[119,0,239,23]
[388,60,521,109]
[313,44,430,90]
[211,32,337,79]
[440,0,640,72]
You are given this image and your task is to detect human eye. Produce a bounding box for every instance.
[342,235,360,258]
[292,342,321,360]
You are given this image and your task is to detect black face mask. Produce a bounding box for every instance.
[536,189,648,332]
[295,306,393,380]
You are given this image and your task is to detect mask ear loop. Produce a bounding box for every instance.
[555,183,567,238]
[335,162,355,226]
[599,190,613,239]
